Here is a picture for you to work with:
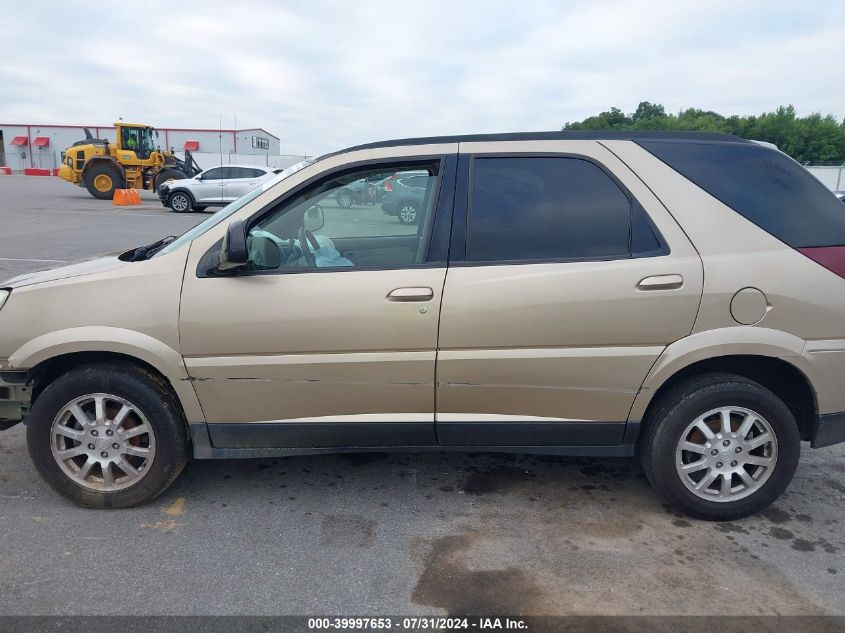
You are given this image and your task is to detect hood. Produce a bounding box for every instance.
[2,254,126,289]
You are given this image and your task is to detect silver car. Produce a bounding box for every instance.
[157,164,276,213]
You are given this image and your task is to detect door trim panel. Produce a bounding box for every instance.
[437,420,626,446]
[208,420,436,448]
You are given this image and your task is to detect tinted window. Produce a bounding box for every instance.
[247,168,267,178]
[640,141,845,248]
[468,157,631,262]
[202,167,223,180]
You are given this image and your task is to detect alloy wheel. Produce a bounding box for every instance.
[399,205,417,223]
[171,194,188,212]
[50,393,157,492]
[675,406,778,502]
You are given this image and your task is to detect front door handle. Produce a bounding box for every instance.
[387,287,434,302]
[637,274,684,290]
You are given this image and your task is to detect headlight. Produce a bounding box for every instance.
[0,290,9,311]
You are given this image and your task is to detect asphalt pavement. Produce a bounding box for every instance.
[0,175,843,616]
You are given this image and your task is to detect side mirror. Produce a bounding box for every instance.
[219,220,248,271]
[304,205,325,232]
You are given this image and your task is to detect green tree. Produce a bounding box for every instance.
[563,103,845,162]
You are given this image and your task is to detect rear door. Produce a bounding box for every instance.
[435,140,704,447]
[223,167,265,200]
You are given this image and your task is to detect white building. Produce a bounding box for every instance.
[0,122,292,172]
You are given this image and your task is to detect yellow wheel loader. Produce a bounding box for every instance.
[57,122,201,200]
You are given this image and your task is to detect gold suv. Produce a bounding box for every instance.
[2,131,844,519]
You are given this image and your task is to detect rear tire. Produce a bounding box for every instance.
[168,191,193,213]
[336,189,353,208]
[26,362,189,508]
[397,201,419,224]
[638,372,800,520]
[85,163,121,200]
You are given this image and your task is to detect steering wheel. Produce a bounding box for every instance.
[298,226,320,268]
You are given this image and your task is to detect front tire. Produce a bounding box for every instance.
[638,372,800,521]
[85,164,121,200]
[168,191,193,213]
[26,363,189,508]
[154,168,186,191]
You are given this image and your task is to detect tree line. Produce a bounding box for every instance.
[562,102,845,163]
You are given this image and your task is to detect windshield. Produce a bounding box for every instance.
[153,160,314,258]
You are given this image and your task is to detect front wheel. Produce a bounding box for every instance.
[26,363,189,508]
[638,372,800,520]
[168,191,193,213]
[85,164,121,200]
[154,168,186,191]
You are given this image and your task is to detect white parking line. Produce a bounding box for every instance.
[0,257,69,263]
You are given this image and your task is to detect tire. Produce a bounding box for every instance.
[638,372,800,521]
[26,362,189,508]
[84,163,122,200]
[336,189,353,208]
[168,191,193,213]
[397,201,419,224]
[154,168,186,191]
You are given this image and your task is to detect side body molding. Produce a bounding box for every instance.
[9,326,205,423]
[628,327,808,422]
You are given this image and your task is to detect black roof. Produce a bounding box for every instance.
[326,130,747,158]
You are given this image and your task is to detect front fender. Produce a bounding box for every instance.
[628,327,807,422]
[9,326,205,423]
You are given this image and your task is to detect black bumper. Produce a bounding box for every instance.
[157,185,170,206]
[812,412,845,448]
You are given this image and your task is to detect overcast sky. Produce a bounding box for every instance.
[1,0,843,156]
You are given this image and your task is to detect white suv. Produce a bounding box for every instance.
[158,165,276,213]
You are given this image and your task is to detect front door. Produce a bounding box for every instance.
[179,155,457,449]
[194,167,225,202]
[435,141,704,447]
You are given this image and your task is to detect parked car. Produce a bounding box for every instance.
[158,164,276,213]
[334,173,388,208]
[380,170,432,224]
[2,131,845,519]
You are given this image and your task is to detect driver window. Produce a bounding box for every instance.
[247,161,441,271]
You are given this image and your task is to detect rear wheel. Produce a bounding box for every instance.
[168,191,193,213]
[85,163,121,200]
[336,189,353,208]
[639,373,800,520]
[397,201,419,224]
[26,363,188,508]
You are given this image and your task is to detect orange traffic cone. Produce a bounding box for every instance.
[113,189,142,206]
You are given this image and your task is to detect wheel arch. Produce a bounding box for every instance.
[9,328,204,424]
[167,187,195,202]
[82,156,125,182]
[631,328,816,441]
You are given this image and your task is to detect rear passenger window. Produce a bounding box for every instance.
[640,141,845,248]
[468,157,632,262]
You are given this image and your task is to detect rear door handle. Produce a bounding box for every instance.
[387,287,434,302]
[637,274,684,290]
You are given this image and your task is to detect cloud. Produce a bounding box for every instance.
[0,0,843,155]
